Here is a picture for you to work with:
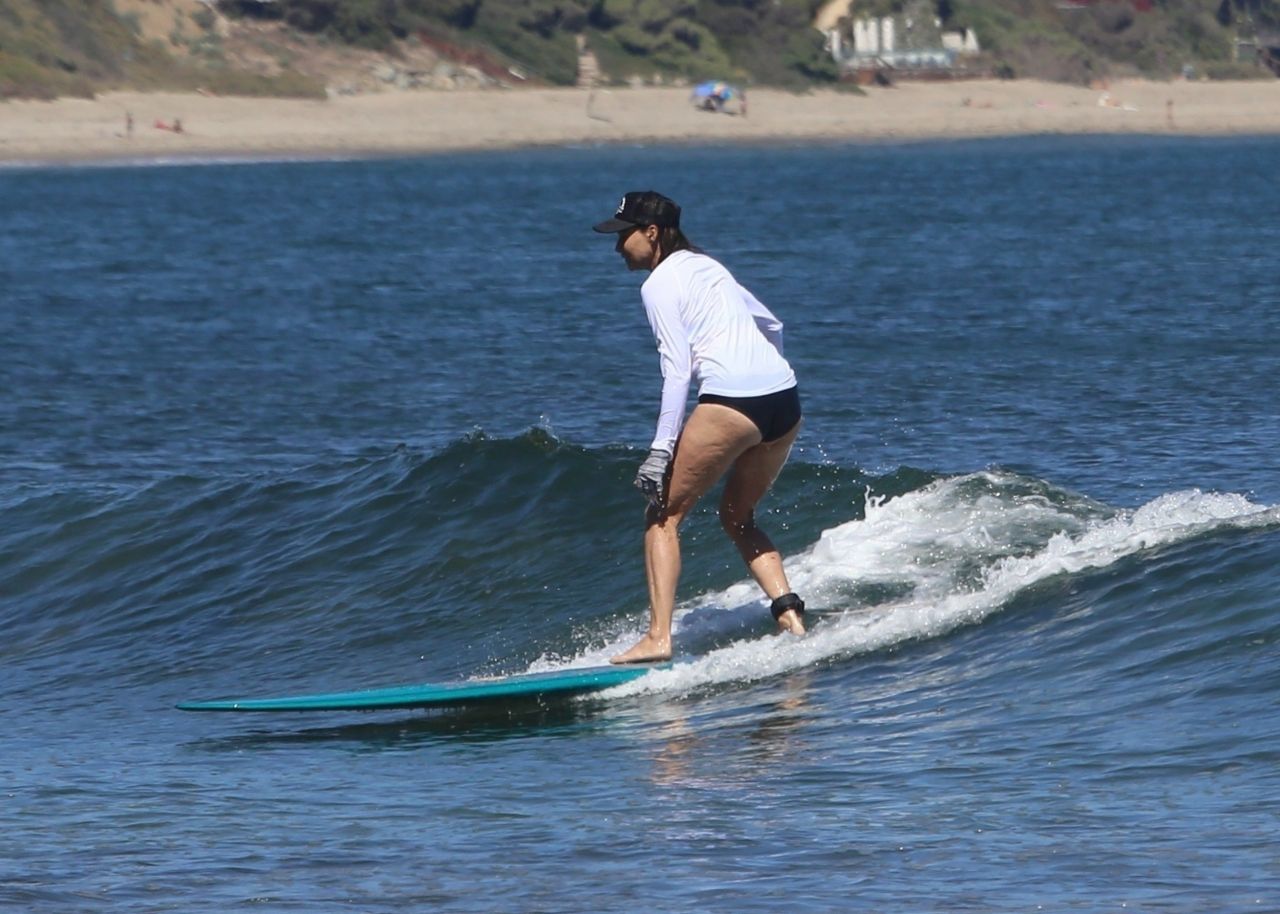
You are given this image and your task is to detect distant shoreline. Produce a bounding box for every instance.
[3,80,1279,166]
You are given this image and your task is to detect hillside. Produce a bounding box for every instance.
[212,0,1279,86]
[944,0,1280,83]
[0,0,1276,101]
[0,0,332,98]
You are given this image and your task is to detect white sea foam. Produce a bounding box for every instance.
[558,473,1279,699]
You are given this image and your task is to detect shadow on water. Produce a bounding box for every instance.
[181,693,631,752]
[182,669,828,755]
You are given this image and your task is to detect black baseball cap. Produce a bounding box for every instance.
[593,191,681,233]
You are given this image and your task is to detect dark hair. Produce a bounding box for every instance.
[655,226,702,265]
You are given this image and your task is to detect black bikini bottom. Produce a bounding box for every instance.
[698,386,801,443]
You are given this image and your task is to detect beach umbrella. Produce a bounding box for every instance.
[692,80,737,101]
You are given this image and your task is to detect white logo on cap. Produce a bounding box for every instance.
[616,195,627,216]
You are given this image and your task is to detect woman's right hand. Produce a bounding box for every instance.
[634,448,672,506]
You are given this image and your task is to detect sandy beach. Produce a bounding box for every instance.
[2,78,1278,164]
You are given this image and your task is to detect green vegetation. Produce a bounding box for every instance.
[0,0,325,99]
[0,0,146,98]
[219,0,588,81]
[703,0,838,83]
[225,0,1275,86]
[835,0,1277,80]
[220,0,837,86]
[942,0,1280,82]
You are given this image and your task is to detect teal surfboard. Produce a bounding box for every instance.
[176,663,667,713]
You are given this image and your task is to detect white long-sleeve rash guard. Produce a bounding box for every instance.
[640,250,797,453]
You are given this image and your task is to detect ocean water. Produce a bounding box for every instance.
[2,136,1278,913]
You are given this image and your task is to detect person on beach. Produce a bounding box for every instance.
[593,191,806,664]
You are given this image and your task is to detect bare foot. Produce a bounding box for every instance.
[610,633,672,664]
[776,608,806,637]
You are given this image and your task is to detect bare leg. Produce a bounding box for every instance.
[720,420,805,635]
[611,404,762,664]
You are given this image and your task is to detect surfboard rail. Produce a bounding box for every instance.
[177,663,668,712]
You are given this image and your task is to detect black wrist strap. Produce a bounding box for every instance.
[770,593,805,621]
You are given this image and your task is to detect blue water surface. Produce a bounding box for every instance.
[1,135,1278,913]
